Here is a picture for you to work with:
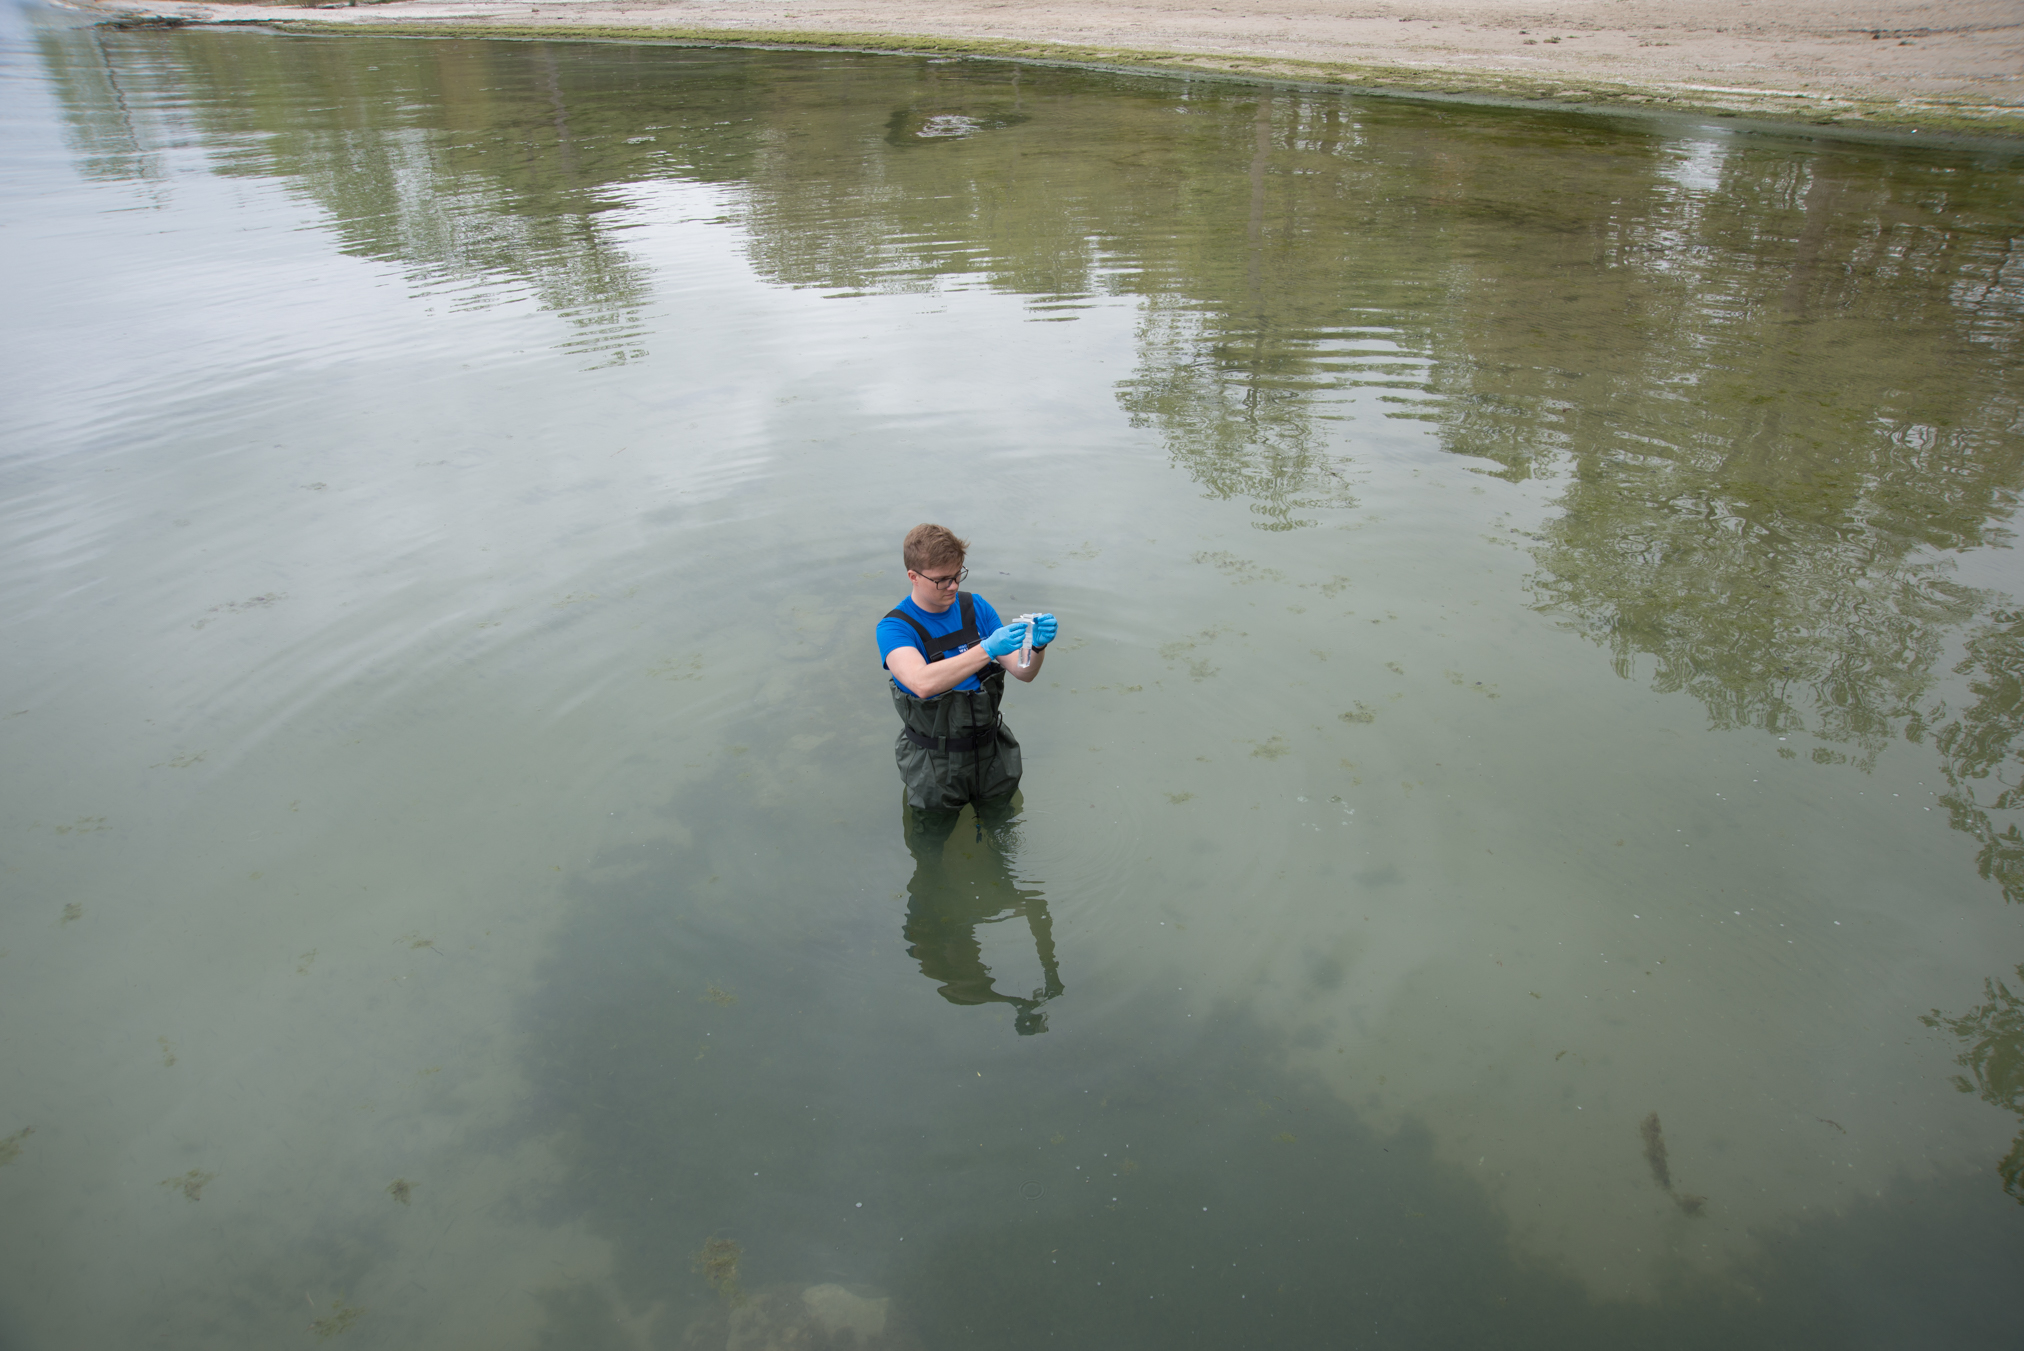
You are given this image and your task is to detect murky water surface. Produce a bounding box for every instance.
[4,9,2024,1347]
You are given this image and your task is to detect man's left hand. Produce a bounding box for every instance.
[983,621,1031,659]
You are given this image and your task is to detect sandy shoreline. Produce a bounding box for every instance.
[87,0,2024,137]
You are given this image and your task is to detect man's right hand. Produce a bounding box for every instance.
[983,621,1031,659]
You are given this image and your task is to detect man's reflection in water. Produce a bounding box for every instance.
[902,793,1063,1036]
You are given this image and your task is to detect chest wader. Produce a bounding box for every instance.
[886,592,1023,810]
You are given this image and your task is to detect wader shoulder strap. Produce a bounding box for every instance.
[883,592,982,663]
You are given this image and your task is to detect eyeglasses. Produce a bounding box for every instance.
[913,567,968,589]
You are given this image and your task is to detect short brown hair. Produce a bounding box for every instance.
[903,523,968,574]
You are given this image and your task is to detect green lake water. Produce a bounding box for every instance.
[3,8,2023,1347]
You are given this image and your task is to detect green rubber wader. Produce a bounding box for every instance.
[891,666,1023,810]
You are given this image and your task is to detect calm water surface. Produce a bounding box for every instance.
[4,7,2023,1347]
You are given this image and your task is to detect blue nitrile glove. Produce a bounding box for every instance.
[983,620,1031,659]
[1030,613,1058,648]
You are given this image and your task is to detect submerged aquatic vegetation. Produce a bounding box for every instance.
[1640,1114,1708,1216]
[309,1299,362,1339]
[387,1178,415,1205]
[647,655,704,682]
[695,1237,745,1304]
[160,1169,215,1201]
[0,1127,31,1166]
[191,593,282,630]
[1640,1112,1672,1190]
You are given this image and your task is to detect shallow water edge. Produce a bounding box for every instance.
[85,8,2024,143]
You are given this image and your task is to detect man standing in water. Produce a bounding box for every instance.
[876,523,1056,811]
[878,523,1063,1034]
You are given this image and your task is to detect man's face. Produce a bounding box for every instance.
[907,560,966,611]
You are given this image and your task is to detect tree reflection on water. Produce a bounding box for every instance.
[1923,611,2024,905]
[1923,966,2024,1204]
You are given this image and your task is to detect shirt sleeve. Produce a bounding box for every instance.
[877,614,923,670]
[972,595,1004,636]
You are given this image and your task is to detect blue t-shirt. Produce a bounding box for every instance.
[877,592,1004,694]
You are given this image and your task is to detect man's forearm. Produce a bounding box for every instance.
[893,644,994,698]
